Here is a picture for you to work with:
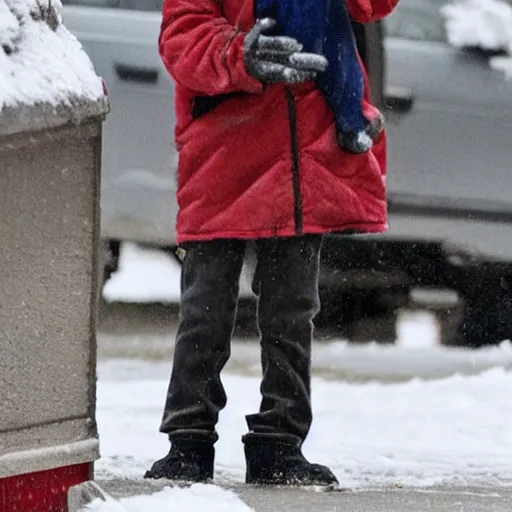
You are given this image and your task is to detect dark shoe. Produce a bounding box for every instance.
[144,439,214,482]
[242,434,338,486]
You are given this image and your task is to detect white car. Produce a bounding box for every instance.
[62,0,512,346]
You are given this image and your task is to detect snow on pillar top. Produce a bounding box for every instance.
[0,0,109,136]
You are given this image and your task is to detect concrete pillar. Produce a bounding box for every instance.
[0,2,109,510]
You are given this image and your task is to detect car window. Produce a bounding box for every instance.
[384,0,448,42]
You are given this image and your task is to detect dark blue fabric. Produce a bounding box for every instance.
[256,0,368,135]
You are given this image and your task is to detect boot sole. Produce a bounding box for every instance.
[144,471,213,484]
[245,479,342,490]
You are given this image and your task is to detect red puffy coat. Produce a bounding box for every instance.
[159,0,398,244]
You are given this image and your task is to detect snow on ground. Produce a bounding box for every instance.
[95,359,512,491]
[0,0,104,109]
[309,337,512,381]
[95,243,512,509]
[84,484,254,512]
[99,319,512,382]
[103,243,182,304]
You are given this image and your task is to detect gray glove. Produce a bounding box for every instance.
[244,18,328,85]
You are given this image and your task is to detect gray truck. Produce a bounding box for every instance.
[62,0,512,346]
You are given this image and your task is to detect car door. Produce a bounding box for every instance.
[382,0,512,249]
[62,0,179,246]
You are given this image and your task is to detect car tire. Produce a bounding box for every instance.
[453,283,512,348]
[316,286,408,343]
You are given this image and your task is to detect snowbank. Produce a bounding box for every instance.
[103,243,182,304]
[95,360,512,489]
[84,485,254,512]
[442,0,512,76]
[0,0,105,113]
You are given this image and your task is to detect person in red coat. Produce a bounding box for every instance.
[146,0,399,486]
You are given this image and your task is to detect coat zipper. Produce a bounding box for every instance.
[285,88,304,235]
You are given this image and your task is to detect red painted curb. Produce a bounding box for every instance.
[0,463,92,512]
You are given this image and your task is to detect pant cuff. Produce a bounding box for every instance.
[168,429,219,445]
[241,431,302,447]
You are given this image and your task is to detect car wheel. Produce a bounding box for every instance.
[453,282,512,348]
[316,286,408,343]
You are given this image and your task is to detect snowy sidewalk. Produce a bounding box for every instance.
[94,361,512,488]
[91,244,512,510]
[91,480,512,512]
[89,357,512,511]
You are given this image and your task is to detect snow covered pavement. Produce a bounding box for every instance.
[92,315,512,510]
[89,349,512,511]
[84,484,253,512]
[95,357,512,490]
[91,243,512,510]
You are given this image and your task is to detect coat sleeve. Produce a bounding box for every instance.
[158,0,263,95]
[346,0,399,23]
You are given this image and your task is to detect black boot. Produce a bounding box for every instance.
[243,434,338,486]
[147,240,245,483]
[144,438,215,483]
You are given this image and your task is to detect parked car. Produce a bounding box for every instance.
[62,0,512,346]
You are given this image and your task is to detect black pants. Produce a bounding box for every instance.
[159,235,323,444]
